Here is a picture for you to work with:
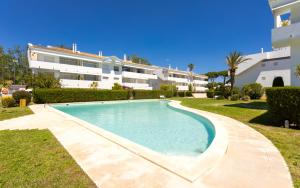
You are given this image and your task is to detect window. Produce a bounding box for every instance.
[37,54,55,63]
[262,76,266,80]
[261,63,266,67]
[60,73,78,80]
[84,75,97,81]
[137,69,145,74]
[274,62,278,66]
[102,65,110,74]
[59,57,79,66]
[102,76,109,80]
[114,77,119,80]
[114,66,120,72]
[83,61,97,68]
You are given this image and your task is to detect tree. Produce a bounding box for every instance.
[34,73,61,88]
[218,70,229,85]
[295,64,300,79]
[128,55,151,65]
[112,83,123,90]
[226,51,250,95]
[187,64,194,72]
[205,71,219,88]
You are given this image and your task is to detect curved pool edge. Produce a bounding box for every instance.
[168,100,229,180]
[46,99,229,182]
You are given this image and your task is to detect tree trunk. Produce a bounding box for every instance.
[230,70,235,96]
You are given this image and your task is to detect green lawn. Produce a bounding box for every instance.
[0,97,33,121]
[0,129,96,188]
[0,106,33,121]
[174,98,300,188]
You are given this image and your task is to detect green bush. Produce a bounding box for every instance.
[112,83,123,90]
[242,95,251,101]
[12,91,32,105]
[1,96,16,107]
[133,90,161,99]
[242,83,264,99]
[206,89,214,98]
[216,95,225,100]
[33,89,130,103]
[160,84,177,97]
[266,87,300,124]
[177,91,185,97]
[185,91,193,97]
[230,94,239,101]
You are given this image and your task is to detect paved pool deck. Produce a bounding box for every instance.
[0,101,293,188]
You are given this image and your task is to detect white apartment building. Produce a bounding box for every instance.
[27,44,208,91]
[236,0,300,87]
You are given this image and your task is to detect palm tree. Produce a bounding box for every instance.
[226,51,250,95]
[295,64,300,78]
[188,63,194,72]
[187,64,195,91]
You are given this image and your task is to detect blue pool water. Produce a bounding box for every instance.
[53,100,215,156]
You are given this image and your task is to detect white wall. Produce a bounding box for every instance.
[236,58,291,87]
[290,42,300,86]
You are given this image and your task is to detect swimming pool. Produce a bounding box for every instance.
[53,100,215,156]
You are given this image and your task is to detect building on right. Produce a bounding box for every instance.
[235,0,300,87]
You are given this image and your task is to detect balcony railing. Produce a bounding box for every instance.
[122,82,152,90]
[29,60,102,75]
[122,71,157,80]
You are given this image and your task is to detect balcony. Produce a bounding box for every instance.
[176,86,188,91]
[122,82,152,90]
[195,87,207,92]
[122,71,157,80]
[60,79,100,88]
[272,21,300,47]
[59,64,101,75]
[193,80,208,85]
[168,77,189,83]
[29,60,101,75]
[29,60,60,70]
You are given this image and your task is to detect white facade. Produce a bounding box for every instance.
[27,44,208,91]
[236,0,300,87]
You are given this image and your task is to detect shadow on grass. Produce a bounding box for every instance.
[224,101,268,110]
[224,101,281,126]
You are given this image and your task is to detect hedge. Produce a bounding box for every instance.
[266,87,300,124]
[12,90,32,105]
[33,89,130,103]
[33,89,181,103]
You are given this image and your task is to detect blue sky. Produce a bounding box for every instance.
[0,0,274,74]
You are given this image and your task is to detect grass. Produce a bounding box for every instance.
[0,129,96,188]
[0,106,33,121]
[174,98,300,188]
[0,97,33,121]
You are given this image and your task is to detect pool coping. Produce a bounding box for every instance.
[46,99,228,182]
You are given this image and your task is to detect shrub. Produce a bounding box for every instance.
[160,90,174,98]
[1,96,16,107]
[133,90,161,99]
[12,91,32,105]
[177,91,186,97]
[160,84,177,97]
[34,73,61,88]
[206,89,214,98]
[188,84,193,92]
[216,95,225,100]
[112,83,123,90]
[242,83,264,99]
[230,94,239,101]
[266,87,300,124]
[185,91,193,97]
[33,89,130,103]
[242,95,251,101]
